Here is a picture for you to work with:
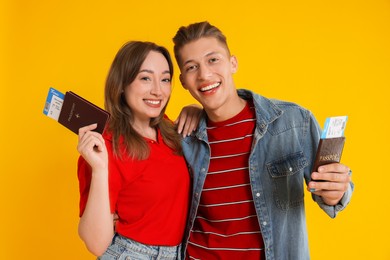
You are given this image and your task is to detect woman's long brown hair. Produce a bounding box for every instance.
[104,41,182,160]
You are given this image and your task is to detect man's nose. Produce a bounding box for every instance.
[197,64,212,80]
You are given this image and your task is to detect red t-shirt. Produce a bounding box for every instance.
[186,100,265,259]
[78,128,190,246]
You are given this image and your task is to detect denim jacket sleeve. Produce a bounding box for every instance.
[306,111,354,218]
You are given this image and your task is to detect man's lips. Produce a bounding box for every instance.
[199,82,221,92]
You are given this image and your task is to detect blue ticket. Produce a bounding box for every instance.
[321,116,348,139]
[43,87,65,121]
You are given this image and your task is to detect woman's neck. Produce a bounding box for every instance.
[132,121,157,141]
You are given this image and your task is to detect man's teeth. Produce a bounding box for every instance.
[145,100,160,105]
[200,83,220,92]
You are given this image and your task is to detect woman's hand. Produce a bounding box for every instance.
[77,123,108,171]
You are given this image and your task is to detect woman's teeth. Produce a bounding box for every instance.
[145,100,160,105]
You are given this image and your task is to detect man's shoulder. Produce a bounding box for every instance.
[269,98,309,113]
[237,88,310,117]
[267,98,313,128]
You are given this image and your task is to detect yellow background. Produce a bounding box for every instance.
[1,0,389,259]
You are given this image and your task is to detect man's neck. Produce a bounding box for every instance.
[206,96,247,123]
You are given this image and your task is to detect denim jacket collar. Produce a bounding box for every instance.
[195,89,284,140]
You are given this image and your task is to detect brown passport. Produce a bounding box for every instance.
[57,91,110,134]
[312,137,345,172]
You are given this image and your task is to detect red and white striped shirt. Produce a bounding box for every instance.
[186,100,265,260]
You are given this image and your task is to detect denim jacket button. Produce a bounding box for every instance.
[262,221,267,226]
[256,192,260,197]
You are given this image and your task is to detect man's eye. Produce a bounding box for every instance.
[209,58,218,63]
[186,65,197,72]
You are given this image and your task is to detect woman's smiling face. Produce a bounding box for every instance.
[123,50,172,124]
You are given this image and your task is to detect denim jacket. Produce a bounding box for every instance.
[181,89,353,260]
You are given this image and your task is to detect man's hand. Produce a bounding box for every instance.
[307,163,352,206]
[175,104,203,137]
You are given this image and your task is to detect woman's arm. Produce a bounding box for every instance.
[77,124,114,256]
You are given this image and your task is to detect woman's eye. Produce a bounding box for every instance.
[162,78,171,83]
[141,77,151,81]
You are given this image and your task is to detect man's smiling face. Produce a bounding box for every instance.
[178,37,238,114]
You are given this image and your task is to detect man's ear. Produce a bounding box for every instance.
[179,74,187,89]
[230,55,238,73]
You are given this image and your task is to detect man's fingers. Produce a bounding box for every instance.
[176,114,186,135]
[318,163,350,174]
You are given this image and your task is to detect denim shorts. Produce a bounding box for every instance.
[97,234,181,260]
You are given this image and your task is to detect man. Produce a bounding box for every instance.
[172,21,353,260]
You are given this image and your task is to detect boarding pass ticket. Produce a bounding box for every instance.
[43,87,64,121]
[321,116,348,139]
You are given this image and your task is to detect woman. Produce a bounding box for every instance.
[77,41,195,259]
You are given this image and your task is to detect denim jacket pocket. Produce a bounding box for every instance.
[266,151,308,210]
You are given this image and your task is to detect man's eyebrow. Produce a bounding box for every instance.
[205,51,220,57]
[182,59,195,67]
[182,51,221,66]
